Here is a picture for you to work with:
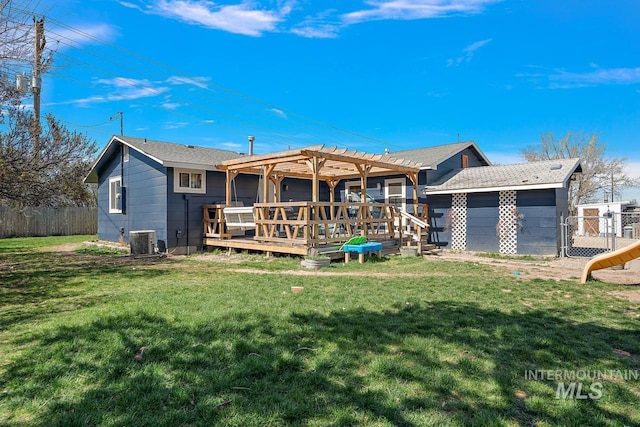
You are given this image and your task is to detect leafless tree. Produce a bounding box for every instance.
[0,108,98,207]
[522,132,638,214]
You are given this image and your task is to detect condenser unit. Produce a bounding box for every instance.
[130,230,156,255]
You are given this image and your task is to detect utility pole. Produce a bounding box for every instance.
[111,112,124,135]
[32,17,45,153]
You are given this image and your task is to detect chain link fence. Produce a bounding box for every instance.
[562,212,640,258]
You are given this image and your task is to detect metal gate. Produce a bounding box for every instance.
[562,212,640,258]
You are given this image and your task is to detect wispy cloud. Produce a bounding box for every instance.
[447,38,492,67]
[61,77,169,106]
[548,67,640,89]
[342,0,503,24]
[519,66,640,89]
[49,23,118,48]
[125,0,292,36]
[54,75,213,107]
[120,0,501,38]
[164,121,190,129]
[269,107,288,119]
[166,75,209,89]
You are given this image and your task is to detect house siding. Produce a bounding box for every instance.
[96,145,167,244]
[466,192,500,252]
[427,147,487,183]
[167,169,232,252]
[427,194,452,248]
[516,189,563,256]
[126,150,168,244]
[97,154,124,243]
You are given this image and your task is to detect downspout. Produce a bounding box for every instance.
[184,194,190,255]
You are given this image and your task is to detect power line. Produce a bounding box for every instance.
[8,6,411,153]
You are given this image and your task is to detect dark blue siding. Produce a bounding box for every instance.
[517,189,561,255]
[428,147,487,184]
[427,195,452,247]
[96,150,126,243]
[466,192,500,252]
[167,169,231,251]
[96,145,167,244]
[126,150,167,243]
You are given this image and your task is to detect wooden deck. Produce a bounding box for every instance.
[203,201,429,257]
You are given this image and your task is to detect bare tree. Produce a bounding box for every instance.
[0,108,98,207]
[1,0,54,106]
[522,132,637,213]
[1,0,32,104]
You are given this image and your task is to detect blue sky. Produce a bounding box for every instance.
[12,0,640,198]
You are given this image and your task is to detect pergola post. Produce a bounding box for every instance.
[407,172,419,215]
[225,170,239,205]
[325,178,341,219]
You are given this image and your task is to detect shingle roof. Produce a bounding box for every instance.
[423,158,582,194]
[390,141,491,169]
[121,136,245,167]
[84,135,246,183]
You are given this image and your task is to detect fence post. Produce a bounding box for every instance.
[560,214,566,257]
[611,213,616,252]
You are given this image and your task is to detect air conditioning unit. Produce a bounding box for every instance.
[130,230,156,255]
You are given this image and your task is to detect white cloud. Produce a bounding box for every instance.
[520,66,640,89]
[447,38,492,67]
[547,67,640,89]
[49,23,118,48]
[135,0,290,36]
[69,77,169,105]
[122,0,501,38]
[342,0,503,24]
[164,121,190,129]
[166,75,209,89]
[269,107,288,119]
[290,24,340,39]
[625,161,640,180]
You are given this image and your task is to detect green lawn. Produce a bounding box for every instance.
[1,236,639,426]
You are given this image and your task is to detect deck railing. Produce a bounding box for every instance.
[395,204,430,251]
[204,201,396,247]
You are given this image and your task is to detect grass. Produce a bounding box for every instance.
[74,244,130,257]
[1,236,639,426]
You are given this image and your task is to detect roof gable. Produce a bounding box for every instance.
[84,135,245,183]
[390,141,491,169]
[424,158,582,194]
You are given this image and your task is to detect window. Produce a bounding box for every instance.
[174,168,206,194]
[123,145,129,162]
[461,154,469,169]
[109,177,122,213]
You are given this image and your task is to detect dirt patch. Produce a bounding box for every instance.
[425,251,640,286]
[610,290,640,303]
[40,242,640,285]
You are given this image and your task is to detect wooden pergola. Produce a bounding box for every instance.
[216,145,424,210]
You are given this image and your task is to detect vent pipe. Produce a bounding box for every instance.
[248,135,255,155]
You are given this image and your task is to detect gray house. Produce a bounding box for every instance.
[86,136,580,256]
[84,136,248,254]
[84,135,326,254]
[337,141,491,211]
[423,158,582,255]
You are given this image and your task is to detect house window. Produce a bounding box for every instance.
[123,145,129,162]
[461,154,469,168]
[174,168,206,194]
[109,176,122,213]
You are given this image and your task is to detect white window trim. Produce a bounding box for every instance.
[109,176,122,214]
[344,180,361,202]
[174,168,206,194]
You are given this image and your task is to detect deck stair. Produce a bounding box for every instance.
[394,205,430,254]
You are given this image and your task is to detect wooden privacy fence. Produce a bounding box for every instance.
[0,206,97,238]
